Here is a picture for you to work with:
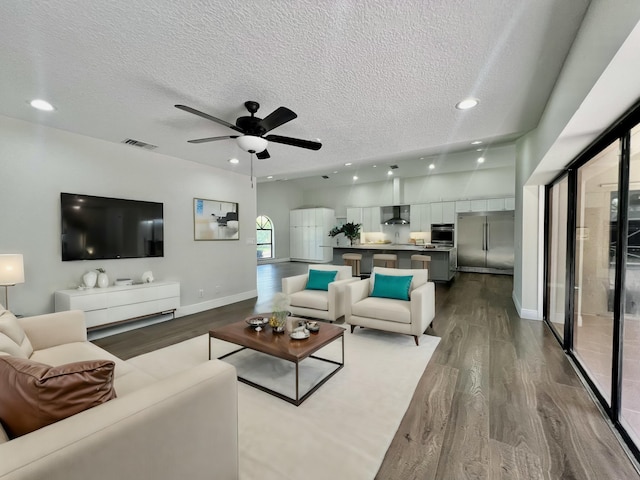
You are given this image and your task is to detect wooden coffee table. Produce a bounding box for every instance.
[209,319,344,406]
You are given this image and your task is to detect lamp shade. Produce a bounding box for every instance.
[236,135,268,153]
[0,254,25,286]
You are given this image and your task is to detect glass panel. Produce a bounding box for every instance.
[621,124,640,445]
[257,245,272,259]
[256,230,272,244]
[573,139,620,405]
[546,177,569,341]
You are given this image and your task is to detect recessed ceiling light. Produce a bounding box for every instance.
[353,176,358,180]
[387,170,393,176]
[333,171,338,174]
[476,148,483,152]
[477,157,485,164]
[267,175,273,179]
[471,140,482,145]
[429,164,435,170]
[228,158,239,164]
[456,98,479,110]
[345,162,352,166]
[420,157,425,160]
[30,99,54,111]
[372,165,377,168]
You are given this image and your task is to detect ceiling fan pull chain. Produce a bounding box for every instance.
[251,152,254,189]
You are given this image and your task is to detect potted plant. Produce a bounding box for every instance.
[328,222,362,245]
[342,222,362,244]
[269,292,291,333]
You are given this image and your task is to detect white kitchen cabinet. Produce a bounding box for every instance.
[410,204,429,232]
[362,206,381,232]
[471,199,488,212]
[455,200,471,213]
[442,202,455,223]
[505,197,515,210]
[410,204,420,230]
[487,198,505,211]
[430,202,455,224]
[289,207,335,262]
[290,209,303,227]
[420,205,431,230]
[456,197,515,213]
[430,202,443,224]
[346,207,363,225]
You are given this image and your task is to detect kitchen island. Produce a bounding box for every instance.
[329,245,457,282]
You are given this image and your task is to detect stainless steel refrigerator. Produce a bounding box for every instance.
[457,212,515,274]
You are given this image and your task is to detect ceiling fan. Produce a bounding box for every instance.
[175,101,322,159]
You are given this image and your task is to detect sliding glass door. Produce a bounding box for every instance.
[621,124,640,445]
[572,141,620,405]
[544,102,640,461]
[546,177,569,342]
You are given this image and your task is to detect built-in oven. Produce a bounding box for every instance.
[431,223,454,245]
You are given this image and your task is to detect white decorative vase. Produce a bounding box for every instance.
[97,272,109,288]
[83,271,97,289]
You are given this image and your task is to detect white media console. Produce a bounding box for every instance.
[55,281,180,330]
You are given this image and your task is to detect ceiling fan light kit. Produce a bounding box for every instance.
[237,135,268,153]
[175,101,322,161]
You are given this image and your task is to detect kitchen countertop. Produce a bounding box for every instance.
[325,244,455,252]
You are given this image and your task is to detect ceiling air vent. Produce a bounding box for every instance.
[390,165,399,169]
[121,138,158,150]
[322,175,329,179]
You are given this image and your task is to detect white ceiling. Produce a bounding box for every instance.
[0,0,590,186]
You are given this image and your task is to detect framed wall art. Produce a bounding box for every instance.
[193,198,239,240]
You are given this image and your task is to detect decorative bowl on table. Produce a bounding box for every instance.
[245,314,270,331]
[290,328,310,340]
[305,321,320,333]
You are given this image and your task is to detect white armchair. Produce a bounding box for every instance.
[345,267,435,345]
[282,265,358,322]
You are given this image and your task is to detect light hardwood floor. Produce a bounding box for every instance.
[94,264,640,479]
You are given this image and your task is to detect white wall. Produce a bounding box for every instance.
[256,181,304,261]
[302,182,395,218]
[514,3,640,320]
[0,115,257,316]
[402,167,515,204]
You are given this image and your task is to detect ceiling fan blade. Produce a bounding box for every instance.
[265,134,322,151]
[187,135,238,144]
[259,107,297,133]
[175,104,244,133]
[256,149,270,160]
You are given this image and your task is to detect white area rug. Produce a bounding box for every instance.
[128,328,440,480]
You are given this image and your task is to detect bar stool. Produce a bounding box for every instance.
[411,254,431,280]
[372,253,398,268]
[343,253,362,277]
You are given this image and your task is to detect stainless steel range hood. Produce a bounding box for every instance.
[383,206,410,225]
[382,178,410,224]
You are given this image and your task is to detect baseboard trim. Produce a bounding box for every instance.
[176,290,258,317]
[258,258,291,264]
[512,290,542,321]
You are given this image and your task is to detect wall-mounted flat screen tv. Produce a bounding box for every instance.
[61,193,164,261]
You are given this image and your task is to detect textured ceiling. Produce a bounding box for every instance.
[0,0,590,185]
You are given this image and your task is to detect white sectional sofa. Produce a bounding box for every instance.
[0,307,238,480]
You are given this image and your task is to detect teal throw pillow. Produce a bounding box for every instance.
[371,274,413,301]
[306,270,338,291]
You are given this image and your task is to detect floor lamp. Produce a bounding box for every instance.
[0,254,25,311]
